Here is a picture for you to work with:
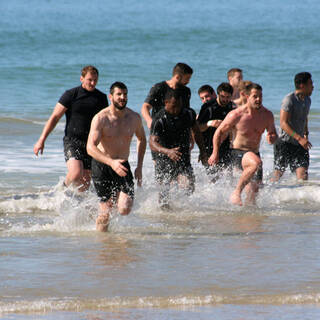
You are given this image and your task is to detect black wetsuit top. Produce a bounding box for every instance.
[59,86,108,142]
[150,107,196,163]
[197,99,233,155]
[144,81,191,118]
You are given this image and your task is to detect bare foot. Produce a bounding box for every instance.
[230,191,242,206]
[96,213,110,232]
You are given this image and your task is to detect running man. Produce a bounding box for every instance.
[87,82,146,232]
[149,90,207,209]
[208,83,277,206]
[34,66,108,191]
[272,72,313,182]
[197,83,234,181]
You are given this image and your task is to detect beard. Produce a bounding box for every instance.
[114,100,127,110]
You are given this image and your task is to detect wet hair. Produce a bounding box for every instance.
[238,80,252,93]
[227,68,242,79]
[172,62,193,76]
[198,84,215,95]
[294,72,312,89]
[164,89,182,102]
[217,82,234,95]
[244,83,262,95]
[81,65,99,77]
[109,81,127,94]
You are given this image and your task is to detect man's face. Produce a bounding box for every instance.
[80,72,98,92]
[199,90,217,103]
[301,78,314,96]
[229,72,243,88]
[165,97,182,116]
[247,89,262,109]
[217,90,232,107]
[178,74,192,86]
[110,87,128,110]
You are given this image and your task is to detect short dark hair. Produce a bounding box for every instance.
[245,83,262,95]
[217,82,233,95]
[294,72,312,89]
[164,88,182,102]
[198,84,215,95]
[172,62,193,76]
[81,65,99,77]
[110,81,127,94]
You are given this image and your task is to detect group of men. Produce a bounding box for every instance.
[34,64,314,232]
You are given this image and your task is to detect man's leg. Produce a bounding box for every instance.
[230,152,262,206]
[96,199,113,232]
[295,167,308,181]
[65,159,88,190]
[117,191,134,216]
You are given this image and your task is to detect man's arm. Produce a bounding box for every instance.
[208,111,238,165]
[192,122,208,165]
[141,102,153,129]
[266,111,278,144]
[149,135,182,162]
[33,103,67,156]
[87,114,128,177]
[134,116,147,186]
[280,109,311,150]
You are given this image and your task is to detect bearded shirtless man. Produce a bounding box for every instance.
[208,83,277,206]
[87,82,146,231]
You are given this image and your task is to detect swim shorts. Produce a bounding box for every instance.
[274,139,309,172]
[63,136,92,170]
[91,159,134,202]
[230,149,263,181]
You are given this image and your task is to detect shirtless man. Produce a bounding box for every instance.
[198,84,217,104]
[233,80,252,107]
[227,68,243,101]
[87,82,146,232]
[208,83,277,206]
[34,66,108,191]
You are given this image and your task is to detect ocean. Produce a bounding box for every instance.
[1,0,320,319]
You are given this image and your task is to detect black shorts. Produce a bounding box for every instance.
[91,159,134,202]
[63,136,92,170]
[155,156,194,184]
[274,139,309,172]
[205,148,232,176]
[230,149,263,181]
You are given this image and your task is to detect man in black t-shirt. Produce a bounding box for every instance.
[34,65,108,191]
[149,90,207,209]
[141,62,193,129]
[197,82,234,182]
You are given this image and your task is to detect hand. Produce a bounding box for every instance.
[111,159,128,177]
[266,132,277,144]
[34,140,44,156]
[147,119,153,129]
[134,166,142,187]
[214,120,222,128]
[208,152,219,166]
[166,147,182,162]
[297,136,312,150]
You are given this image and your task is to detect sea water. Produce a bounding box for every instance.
[1,0,320,319]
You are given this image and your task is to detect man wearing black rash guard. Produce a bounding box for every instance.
[149,90,207,209]
[34,65,108,191]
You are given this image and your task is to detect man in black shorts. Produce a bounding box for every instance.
[197,82,234,182]
[34,65,108,191]
[272,72,313,181]
[149,90,207,209]
[87,82,146,232]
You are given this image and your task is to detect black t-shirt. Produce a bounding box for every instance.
[144,81,191,118]
[151,108,196,162]
[197,99,233,155]
[59,86,108,142]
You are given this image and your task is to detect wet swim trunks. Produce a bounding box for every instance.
[273,139,309,172]
[91,159,134,202]
[63,136,92,169]
[230,149,263,181]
